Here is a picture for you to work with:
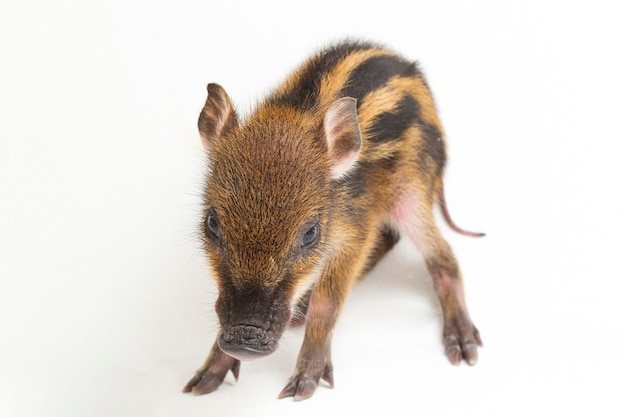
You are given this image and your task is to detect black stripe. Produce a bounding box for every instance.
[367,94,420,143]
[340,55,419,106]
[335,152,400,199]
[366,94,445,175]
[269,41,377,110]
[359,152,399,175]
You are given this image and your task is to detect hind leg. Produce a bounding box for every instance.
[422,234,482,365]
[390,189,482,365]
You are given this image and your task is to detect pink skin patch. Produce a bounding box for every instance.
[388,189,433,256]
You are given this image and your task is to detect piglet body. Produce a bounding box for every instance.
[183,41,483,401]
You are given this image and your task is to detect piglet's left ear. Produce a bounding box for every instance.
[198,83,238,152]
[323,97,362,180]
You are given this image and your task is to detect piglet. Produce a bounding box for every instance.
[182,40,483,401]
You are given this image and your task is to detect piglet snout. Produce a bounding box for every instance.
[218,325,278,361]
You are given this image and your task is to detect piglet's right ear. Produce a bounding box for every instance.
[198,83,238,152]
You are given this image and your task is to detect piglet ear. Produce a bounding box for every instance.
[323,97,362,179]
[198,83,239,152]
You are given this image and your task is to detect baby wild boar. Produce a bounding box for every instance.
[182,40,483,401]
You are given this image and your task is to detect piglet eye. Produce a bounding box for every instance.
[301,223,319,248]
[206,214,220,238]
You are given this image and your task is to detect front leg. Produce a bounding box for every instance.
[279,238,375,401]
[182,338,240,395]
[278,290,337,401]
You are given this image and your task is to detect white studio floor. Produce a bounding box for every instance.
[1,1,625,416]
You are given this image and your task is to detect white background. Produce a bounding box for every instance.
[1,1,625,416]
